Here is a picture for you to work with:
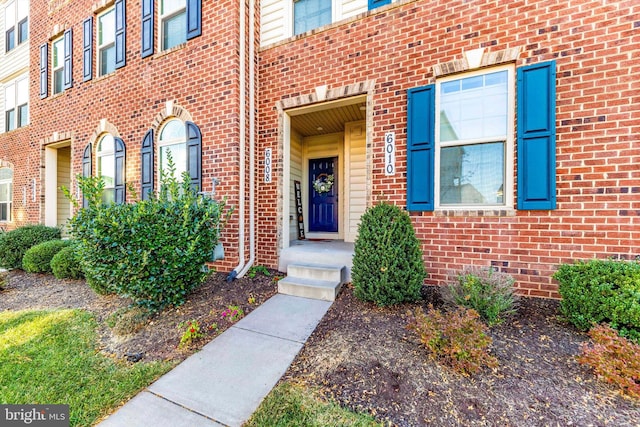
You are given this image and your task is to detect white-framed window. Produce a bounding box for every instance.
[97,7,116,76]
[293,0,331,35]
[5,0,28,53]
[0,168,13,222]
[97,134,116,204]
[4,75,28,132]
[160,0,186,51]
[158,118,187,180]
[434,65,515,208]
[52,36,64,95]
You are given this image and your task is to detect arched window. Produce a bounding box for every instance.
[158,118,187,180]
[96,134,126,204]
[0,168,13,221]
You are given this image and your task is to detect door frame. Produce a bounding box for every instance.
[43,140,72,229]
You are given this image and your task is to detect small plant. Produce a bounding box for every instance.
[108,306,152,336]
[221,305,244,322]
[441,266,518,326]
[247,265,270,279]
[0,225,61,270]
[178,320,204,348]
[22,240,70,274]
[51,245,85,279]
[407,304,498,375]
[352,202,425,306]
[247,295,257,305]
[578,324,640,398]
[554,259,640,342]
[272,275,284,283]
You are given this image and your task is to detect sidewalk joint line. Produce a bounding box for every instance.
[146,390,231,427]
[230,324,307,345]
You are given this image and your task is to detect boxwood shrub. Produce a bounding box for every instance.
[23,240,70,274]
[0,225,61,270]
[554,259,640,342]
[69,169,228,311]
[351,202,425,306]
[51,245,85,280]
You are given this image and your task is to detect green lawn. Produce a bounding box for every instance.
[0,309,173,426]
[246,382,381,427]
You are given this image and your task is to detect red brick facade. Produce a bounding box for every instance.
[0,0,638,297]
[257,0,640,298]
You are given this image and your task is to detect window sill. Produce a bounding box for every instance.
[153,43,187,59]
[434,208,516,218]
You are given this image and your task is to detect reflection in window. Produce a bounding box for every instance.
[97,134,116,204]
[159,119,187,180]
[294,0,331,35]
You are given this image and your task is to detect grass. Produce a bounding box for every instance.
[0,309,173,426]
[245,381,381,427]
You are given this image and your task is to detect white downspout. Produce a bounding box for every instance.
[228,0,247,281]
[238,0,256,278]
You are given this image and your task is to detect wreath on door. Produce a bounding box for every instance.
[313,173,334,194]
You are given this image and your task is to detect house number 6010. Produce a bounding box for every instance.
[384,132,395,176]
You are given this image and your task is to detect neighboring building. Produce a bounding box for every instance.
[0,0,638,297]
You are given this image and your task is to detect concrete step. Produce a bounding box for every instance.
[278,276,343,302]
[287,264,345,283]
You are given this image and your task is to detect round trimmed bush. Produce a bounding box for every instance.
[22,240,70,274]
[51,245,85,280]
[0,225,61,270]
[351,202,426,306]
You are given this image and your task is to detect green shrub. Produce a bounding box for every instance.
[68,163,229,311]
[441,266,518,326]
[51,245,85,280]
[352,202,425,306]
[0,225,61,270]
[407,305,498,375]
[578,324,640,399]
[554,259,640,341]
[22,240,70,274]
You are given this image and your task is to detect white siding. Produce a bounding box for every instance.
[345,121,366,242]
[289,131,303,239]
[56,146,71,234]
[261,0,369,47]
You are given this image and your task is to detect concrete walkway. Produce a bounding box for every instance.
[98,294,332,427]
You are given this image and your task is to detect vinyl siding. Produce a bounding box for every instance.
[56,146,71,233]
[345,121,366,242]
[289,131,303,240]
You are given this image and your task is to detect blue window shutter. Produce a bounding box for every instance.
[406,85,435,211]
[82,17,93,81]
[63,29,73,89]
[82,144,92,208]
[141,129,154,200]
[517,60,556,210]
[141,0,154,58]
[114,137,126,204]
[115,0,126,69]
[39,44,48,98]
[186,122,202,192]
[186,0,202,40]
[368,0,392,10]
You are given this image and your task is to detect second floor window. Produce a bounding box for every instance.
[4,76,28,132]
[98,8,116,76]
[294,0,331,35]
[5,0,28,52]
[161,0,186,51]
[52,37,64,94]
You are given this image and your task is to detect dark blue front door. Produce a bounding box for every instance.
[309,157,338,232]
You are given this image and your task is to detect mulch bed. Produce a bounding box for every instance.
[1,271,639,425]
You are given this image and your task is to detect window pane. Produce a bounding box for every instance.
[6,28,15,51]
[160,119,185,141]
[440,70,508,142]
[53,69,64,94]
[5,110,15,132]
[160,143,187,179]
[98,134,115,153]
[5,2,15,27]
[98,154,115,188]
[440,142,504,206]
[162,0,185,15]
[99,45,116,76]
[16,0,28,20]
[162,11,186,50]
[99,9,115,46]
[5,84,15,109]
[0,169,12,180]
[18,18,27,43]
[294,0,331,35]
[101,188,115,205]
[0,181,10,202]
[16,78,28,104]
[0,203,7,221]
[53,38,64,68]
[17,104,27,127]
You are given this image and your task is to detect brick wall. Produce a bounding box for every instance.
[257,0,640,297]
